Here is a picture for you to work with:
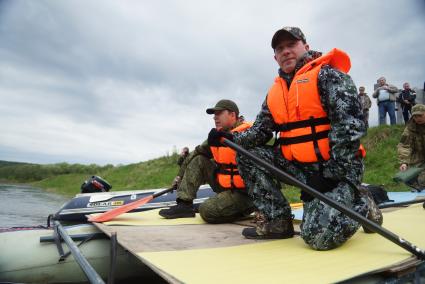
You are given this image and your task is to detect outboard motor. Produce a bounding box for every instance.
[81,176,112,193]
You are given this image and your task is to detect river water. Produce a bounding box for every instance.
[0,184,69,227]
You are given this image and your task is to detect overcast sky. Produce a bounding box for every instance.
[1,0,424,165]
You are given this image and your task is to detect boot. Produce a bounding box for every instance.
[359,188,384,233]
[243,212,294,239]
[158,199,195,219]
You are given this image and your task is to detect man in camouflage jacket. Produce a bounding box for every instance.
[397,104,425,188]
[159,100,253,223]
[209,27,382,250]
[359,86,372,128]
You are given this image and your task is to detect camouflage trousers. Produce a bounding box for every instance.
[177,155,254,223]
[237,145,369,250]
[417,171,425,188]
[363,110,369,129]
[406,166,425,189]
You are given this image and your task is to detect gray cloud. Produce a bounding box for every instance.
[1,0,424,165]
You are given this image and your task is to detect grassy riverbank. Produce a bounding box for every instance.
[32,155,180,196]
[0,125,409,202]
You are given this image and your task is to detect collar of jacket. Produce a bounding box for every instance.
[221,120,243,132]
[407,119,425,133]
[278,50,322,86]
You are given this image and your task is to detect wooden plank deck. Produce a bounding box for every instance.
[92,205,425,284]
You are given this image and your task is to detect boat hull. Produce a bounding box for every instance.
[54,185,215,222]
[0,224,158,283]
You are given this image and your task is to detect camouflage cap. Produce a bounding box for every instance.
[271,27,306,49]
[412,104,425,116]
[206,99,239,116]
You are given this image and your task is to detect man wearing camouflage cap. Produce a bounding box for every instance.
[209,27,382,250]
[159,99,254,223]
[397,104,425,189]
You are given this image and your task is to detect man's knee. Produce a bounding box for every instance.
[198,200,220,223]
[301,229,345,251]
[199,193,250,224]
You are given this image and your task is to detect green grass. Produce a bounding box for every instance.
[362,125,406,191]
[282,187,300,203]
[29,155,180,196]
[3,125,412,200]
[98,155,179,191]
[33,173,90,195]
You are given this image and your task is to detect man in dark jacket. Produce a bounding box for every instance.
[398,82,416,124]
[209,27,382,250]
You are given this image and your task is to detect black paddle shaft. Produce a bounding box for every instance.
[223,139,425,260]
[379,198,425,209]
[152,187,175,198]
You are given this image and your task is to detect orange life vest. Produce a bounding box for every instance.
[210,122,252,190]
[267,48,365,162]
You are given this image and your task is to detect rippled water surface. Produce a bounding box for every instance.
[0,184,69,227]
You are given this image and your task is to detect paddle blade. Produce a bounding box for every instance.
[88,195,154,223]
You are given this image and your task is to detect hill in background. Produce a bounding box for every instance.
[0,125,409,200]
[0,160,31,167]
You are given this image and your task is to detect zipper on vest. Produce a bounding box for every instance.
[296,80,301,120]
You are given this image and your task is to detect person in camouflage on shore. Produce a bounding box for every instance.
[359,86,372,129]
[159,100,254,223]
[177,147,189,168]
[397,104,425,188]
[209,27,383,250]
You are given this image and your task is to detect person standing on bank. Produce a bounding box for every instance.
[159,100,254,223]
[171,146,190,188]
[177,147,189,167]
[398,82,416,124]
[373,77,398,125]
[359,86,372,129]
[209,27,382,250]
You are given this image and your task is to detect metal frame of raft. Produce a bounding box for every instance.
[49,221,107,284]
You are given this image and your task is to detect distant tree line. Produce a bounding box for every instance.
[0,161,114,182]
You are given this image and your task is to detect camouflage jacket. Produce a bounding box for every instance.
[233,50,365,181]
[359,93,372,111]
[397,119,425,166]
[178,121,244,178]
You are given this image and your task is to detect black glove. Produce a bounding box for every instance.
[301,174,339,202]
[208,128,233,147]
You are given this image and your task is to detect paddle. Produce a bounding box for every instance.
[223,138,425,260]
[88,187,175,223]
[378,197,425,209]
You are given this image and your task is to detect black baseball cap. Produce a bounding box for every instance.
[271,26,306,49]
[206,99,239,116]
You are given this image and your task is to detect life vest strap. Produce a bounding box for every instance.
[277,130,329,145]
[277,117,330,132]
[215,163,244,190]
[216,162,237,169]
[217,168,240,176]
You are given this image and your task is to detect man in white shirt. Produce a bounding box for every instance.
[372,77,398,125]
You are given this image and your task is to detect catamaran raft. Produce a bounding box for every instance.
[1,186,425,284]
